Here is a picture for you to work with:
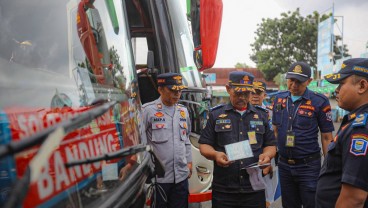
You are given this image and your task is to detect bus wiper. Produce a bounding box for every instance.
[65,144,149,167]
[65,144,165,178]
[0,100,117,159]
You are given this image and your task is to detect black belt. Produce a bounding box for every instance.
[279,153,321,165]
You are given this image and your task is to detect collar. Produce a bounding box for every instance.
[287,87,311,100]
[224,103,257,113]
[155,97,177,110]
[343,103,368,123]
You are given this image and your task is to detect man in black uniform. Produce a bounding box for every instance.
[316,58,368,207]
[199,71,276,208]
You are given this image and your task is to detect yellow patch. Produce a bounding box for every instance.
[293,65,303,73]
[341,63,346,69]
[180,110,186,118]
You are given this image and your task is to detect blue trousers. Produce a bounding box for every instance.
[212,190,266,208]
[278,159,321,208]
[152,179,188,208]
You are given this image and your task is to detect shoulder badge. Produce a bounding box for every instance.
[350,134,368,156]
[180,110,186,118]
[352,113,367,127]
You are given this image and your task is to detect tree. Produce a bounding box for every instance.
[250,9,334,81]
[332,35,350,63]
[234,62,250,68]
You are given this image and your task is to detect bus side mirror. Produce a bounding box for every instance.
[191,0,223,71]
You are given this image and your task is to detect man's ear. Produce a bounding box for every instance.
[358,79,368,94]
[225,85,231,93]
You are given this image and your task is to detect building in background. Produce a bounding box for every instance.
[204,68,278,106]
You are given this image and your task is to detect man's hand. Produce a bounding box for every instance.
[258,153,272,175]
[214,151,232,167]
[187,162,193,178]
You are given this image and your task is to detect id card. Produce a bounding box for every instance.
[225,140,254,161]
[248,131,257,144]
[285,131,295,147]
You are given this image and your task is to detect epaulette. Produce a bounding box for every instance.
[210,104,225,112]
[255,105,267,112]
[352,113,368,128]
[142,101,156,108]
[312,91,329,101]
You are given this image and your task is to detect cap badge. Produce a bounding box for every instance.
[306,100,312,105]
[157,79,165,84]
[253,114,259,119]
[293,65,303,74]
[341,63,346,69]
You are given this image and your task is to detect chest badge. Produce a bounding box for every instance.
[218,114,227,118]
[156,124,165,129]
[253,114,259,119]
[157,104,162,109]
[155,112,164,117]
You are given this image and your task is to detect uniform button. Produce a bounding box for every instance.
[289,117,292,119]
[240,176,243,179]
[240,132,243,135]
[240,118,242,121]
[240,161,243,165]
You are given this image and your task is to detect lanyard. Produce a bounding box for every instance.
[286,98,302,131]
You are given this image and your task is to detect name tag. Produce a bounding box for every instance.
[225,140,253,161]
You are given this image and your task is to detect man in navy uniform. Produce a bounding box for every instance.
[142,73,192,208]
[251,81,272,121]
[272,62,334,208]
[316,58,368,207]
[199,71,276,208]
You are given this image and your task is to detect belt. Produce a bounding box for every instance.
[279,153,321,165]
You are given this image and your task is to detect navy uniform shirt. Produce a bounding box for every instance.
[142,98,192,184]
[199,103,276,193]
[316,104,368,208]
[272,88,334,158]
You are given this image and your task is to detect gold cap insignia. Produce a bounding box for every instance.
[293,65,303,73]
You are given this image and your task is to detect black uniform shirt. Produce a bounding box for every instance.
[199,103,276,193]
[316,104,368,207]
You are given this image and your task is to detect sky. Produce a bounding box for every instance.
[214,0,368,68]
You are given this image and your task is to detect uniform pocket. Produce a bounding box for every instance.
[151,123,169,143]
[295,112,313,129]
[273,111,283,126]
[215,123,233,146]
